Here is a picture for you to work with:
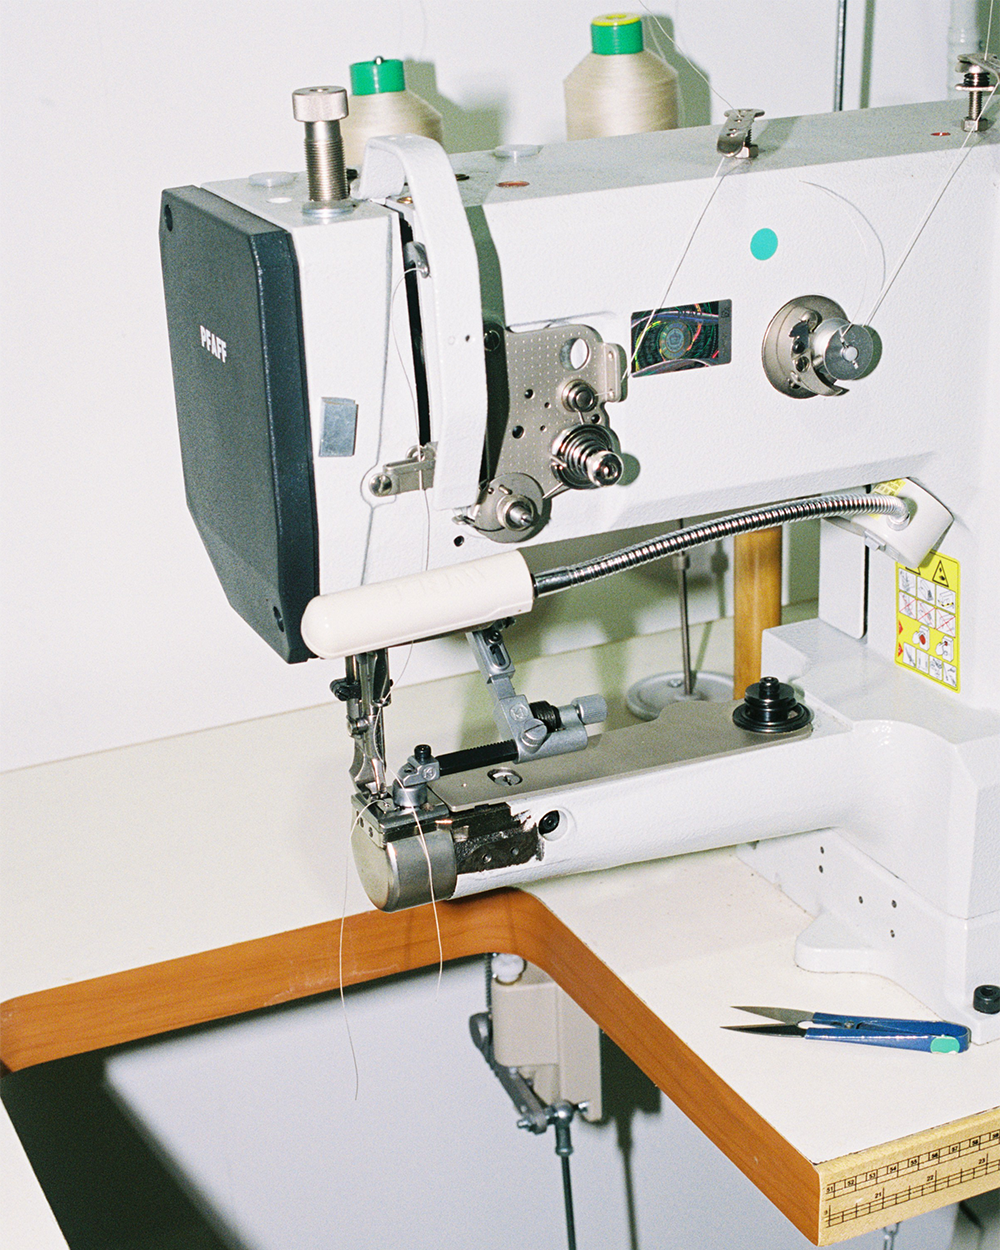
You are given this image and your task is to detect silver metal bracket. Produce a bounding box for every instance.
[469,1011,551,1133]
[718,108,764,158]
[467,323,627,542]
[367,444,436,498]
[467,621,606,762]
[392,744,441,808]
[468,1000,584,1249]
[956,52,1000,76]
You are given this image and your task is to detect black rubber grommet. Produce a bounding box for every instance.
[973,984,1000,1014]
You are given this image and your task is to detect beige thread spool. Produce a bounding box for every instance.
[564,12,680,140]
[341,57,444,170]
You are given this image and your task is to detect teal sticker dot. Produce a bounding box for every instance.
[751,228,778,260]
[930,1036,961,1053]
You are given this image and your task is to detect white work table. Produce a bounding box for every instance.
[3,621,998,1245]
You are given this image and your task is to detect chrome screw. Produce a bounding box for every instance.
[957,68,993,133]
[292,86,349,202]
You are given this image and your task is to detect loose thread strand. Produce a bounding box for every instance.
[864,79,998,325]
[374,702,445,993]
[631,156,729,372]
[638,3,737,113]
[339,805,366,1101]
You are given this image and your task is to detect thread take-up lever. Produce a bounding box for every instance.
[717,108,764,158]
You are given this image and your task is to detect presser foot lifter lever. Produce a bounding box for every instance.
[393,618,607,787]
[466,619,607,764]
[469,1011,580,1250]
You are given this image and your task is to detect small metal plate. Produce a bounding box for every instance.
[431,698,814,812]
[495,324,625,485]
[318,397,358,456]
[626,671,733,720]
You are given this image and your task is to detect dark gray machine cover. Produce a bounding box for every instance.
[160,186,318,662]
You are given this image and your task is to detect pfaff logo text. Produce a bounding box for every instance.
[200,325,227,362]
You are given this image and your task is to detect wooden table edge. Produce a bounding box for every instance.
[8,886,939,1246]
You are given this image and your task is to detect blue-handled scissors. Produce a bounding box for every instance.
[726,1006,970,1053]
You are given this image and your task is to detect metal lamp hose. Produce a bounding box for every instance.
[532,492,909,597]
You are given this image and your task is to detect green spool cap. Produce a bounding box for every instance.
[350,57,406,95]
[590,13,644,55]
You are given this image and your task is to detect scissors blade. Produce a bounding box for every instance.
[732,1005,814,1026]
[723,1023,804,1036]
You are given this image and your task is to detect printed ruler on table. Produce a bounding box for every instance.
[815,1107,1000,1244]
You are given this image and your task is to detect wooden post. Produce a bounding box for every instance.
[733,528,783,698]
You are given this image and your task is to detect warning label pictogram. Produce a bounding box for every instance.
[895,550,960,692]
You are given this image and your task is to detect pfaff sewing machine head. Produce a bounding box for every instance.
[161,87,1000,1039]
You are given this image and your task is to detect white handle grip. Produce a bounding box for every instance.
[300,552,535,659]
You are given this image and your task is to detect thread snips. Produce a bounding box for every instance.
[726,1006,970,1053]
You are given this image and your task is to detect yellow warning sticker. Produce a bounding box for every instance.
[895,550,960,692]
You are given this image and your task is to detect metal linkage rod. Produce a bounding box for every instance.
[549,1102,578,1250]
[833,0,848,111]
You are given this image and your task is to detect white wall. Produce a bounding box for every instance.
[0,0,991,771]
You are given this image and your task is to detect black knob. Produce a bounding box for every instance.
[414,743,432,763]
[538,810,561,836]
[733,677,813,735]
[973,984,1000,1014]
[330,679,361,702]
[529,701,562,733]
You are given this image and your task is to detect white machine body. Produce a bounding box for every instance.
[162,101,1000,1040]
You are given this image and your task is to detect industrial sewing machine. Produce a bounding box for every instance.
[161,85,1000,1041]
